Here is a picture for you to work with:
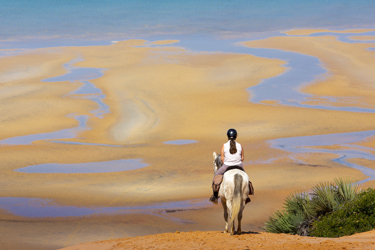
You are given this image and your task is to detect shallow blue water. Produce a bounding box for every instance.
[44,57,109,118]
[268,130,375,184]
[0,197,209,219]
[43,57,104,81]
[15,159,149,173]
[1,0,375,49]
[245,46,375,113]
[0,57,109,146]
[164,140,197,145]
[0,115,88,145]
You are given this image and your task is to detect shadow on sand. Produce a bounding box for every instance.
[233,231,260,235]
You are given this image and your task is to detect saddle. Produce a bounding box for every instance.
[212,166,254,195]
[225,165,245,172]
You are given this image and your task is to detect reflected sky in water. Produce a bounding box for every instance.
[268,130,375,184]
[15,159,149,174]
[0,197,210,221]
[164,140,197,145]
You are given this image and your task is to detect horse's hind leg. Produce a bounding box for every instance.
[228,203,235,235]
[221,199,229,233]
[237,210,243,234]
[230,220,235,235]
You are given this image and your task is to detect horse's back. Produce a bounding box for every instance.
[223,169,249,183]
[220,169,249,198]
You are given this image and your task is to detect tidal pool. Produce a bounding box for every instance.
[164,140,197,145]
[43,57,109,118]
[243,47,375,113]
[0,57,109,146]
[0,197,210,220]
[0,115,88,145]
[268,130,375,184]
[15,159,149,174]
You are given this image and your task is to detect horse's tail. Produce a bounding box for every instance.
[229,173,243,227]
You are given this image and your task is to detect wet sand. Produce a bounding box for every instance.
[349,36,375,41]
[1,29,375,250]
[242,32,375,109]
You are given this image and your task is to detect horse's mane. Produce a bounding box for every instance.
[215,154,223,169]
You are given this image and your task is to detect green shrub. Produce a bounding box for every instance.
[310,177,360,216]
[310,181,337,215]
[334,177,360,203]
[311,188,375,237]
[264,208,305,235]
[284,192,313,217]
[265,192,311,235]
[264,177,363,236]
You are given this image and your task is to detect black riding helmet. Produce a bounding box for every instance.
[227,128,237,140]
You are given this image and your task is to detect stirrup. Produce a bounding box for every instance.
[245,197,251,204]
[209,195,218,204]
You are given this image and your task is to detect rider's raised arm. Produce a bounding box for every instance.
[241,145,244,162]
[220,144,225,163]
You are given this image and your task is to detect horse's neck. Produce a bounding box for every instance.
[216,156,223,168]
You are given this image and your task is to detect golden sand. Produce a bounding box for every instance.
[349,36,375,41]
[59,230,375,250]
[1,29,375,250]
[348,158,375,189]
[149,40,180,45]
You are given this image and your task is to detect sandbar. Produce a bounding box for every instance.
[242,34,375,109]
[349,35,375,41]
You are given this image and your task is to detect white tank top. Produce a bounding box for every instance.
[223,140,242,166]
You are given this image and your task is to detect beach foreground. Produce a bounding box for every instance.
[60,230,375,250]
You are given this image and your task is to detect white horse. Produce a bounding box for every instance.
[213,152,250,235]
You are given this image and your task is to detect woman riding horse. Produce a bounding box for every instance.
[210,128,250,204]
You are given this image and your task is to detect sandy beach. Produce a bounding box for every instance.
[1,28,375,250]
[59,230,375,250]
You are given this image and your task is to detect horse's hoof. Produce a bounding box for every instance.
[237,230,242,235]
